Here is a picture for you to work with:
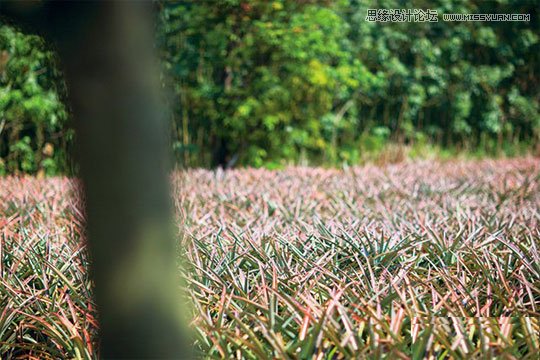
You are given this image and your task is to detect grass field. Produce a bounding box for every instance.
[1,158,539,359]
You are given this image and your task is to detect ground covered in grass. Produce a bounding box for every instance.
[1,158,539,358]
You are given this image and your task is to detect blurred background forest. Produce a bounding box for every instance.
[0,0,538,175]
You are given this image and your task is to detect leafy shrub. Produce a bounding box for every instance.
[0,25,72,175]
[160,0,539,168]
[1,0,539,173]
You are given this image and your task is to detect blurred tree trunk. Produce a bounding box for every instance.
[1,1,190,358]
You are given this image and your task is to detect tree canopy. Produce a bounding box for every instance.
[1,0,538,173]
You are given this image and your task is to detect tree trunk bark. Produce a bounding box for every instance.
[1,2,191,358]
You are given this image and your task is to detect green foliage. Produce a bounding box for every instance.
[160,0,539,167]
[1,0,539,172]
[348,0,539,154]
[159,0,366,167]
[0,24,72,175]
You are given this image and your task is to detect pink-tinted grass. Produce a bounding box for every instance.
[1,158,539,358]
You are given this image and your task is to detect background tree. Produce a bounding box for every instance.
[0,25,70,175]
[1,0,539,169]
[159,0,539,167]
